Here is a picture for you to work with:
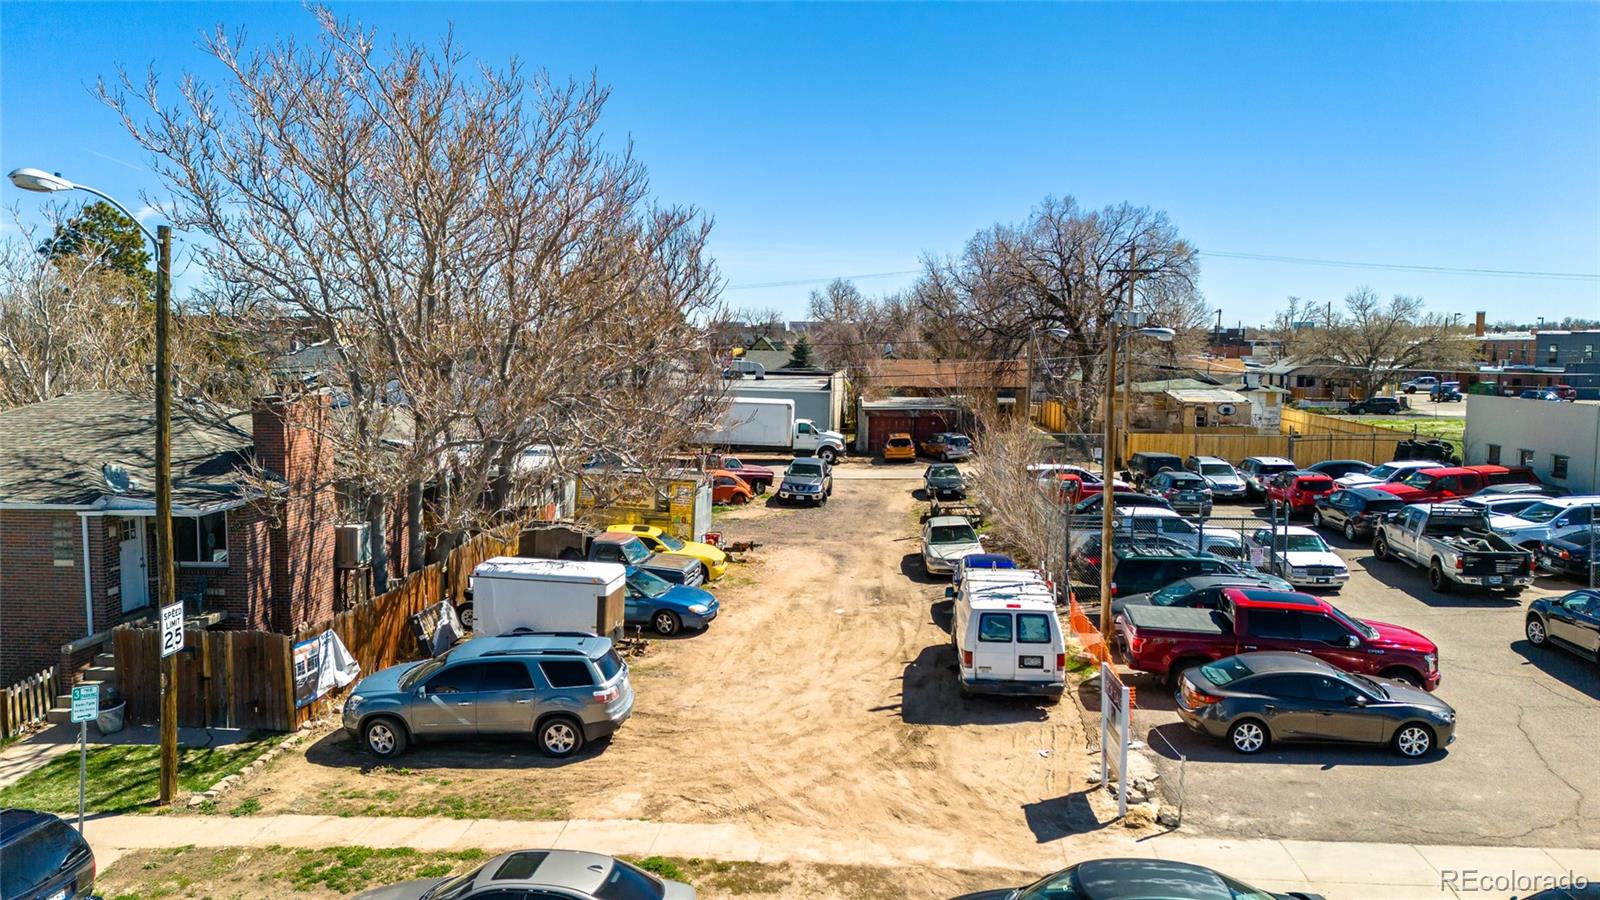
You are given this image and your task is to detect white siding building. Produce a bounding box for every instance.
[1462,395,1600,494]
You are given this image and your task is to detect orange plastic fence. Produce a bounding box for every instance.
[1067,592,1111,665]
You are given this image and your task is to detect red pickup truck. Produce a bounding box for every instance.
[1117,587,1441,691]
[1378,464,1542,504]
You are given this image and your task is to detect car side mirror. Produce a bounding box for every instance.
[1345,635,1360,649]
[1346,694,1369,707]
[944,587,955,598]
[415,686,427,698]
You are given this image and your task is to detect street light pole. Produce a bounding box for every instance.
[7,167,180,804]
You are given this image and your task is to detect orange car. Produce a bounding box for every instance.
[712,470,754,505]
[882,432,917,463]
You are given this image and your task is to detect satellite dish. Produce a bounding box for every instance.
[1218,403,1237,416]
[102,463,131,493]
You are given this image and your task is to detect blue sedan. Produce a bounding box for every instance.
[625,566,718,636]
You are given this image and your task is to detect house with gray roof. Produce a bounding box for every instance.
[0,391,338,683]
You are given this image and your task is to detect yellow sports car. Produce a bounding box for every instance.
[605,523,728,581]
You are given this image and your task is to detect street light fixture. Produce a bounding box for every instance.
[9,165,179,805]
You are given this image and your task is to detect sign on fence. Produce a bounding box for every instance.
[1100,661,1131,817]
[69,684,99,724]
[159,602,185,658]
[292,630,361,709]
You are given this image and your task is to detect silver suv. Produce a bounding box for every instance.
[343,633,634,759]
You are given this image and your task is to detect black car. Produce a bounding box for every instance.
[1111,572,1294,618]
[955,858,1325,900]
[1069,491,1172,526]
[1125,451,1184,487]
[1525,590,1600,662]
[922,463,966,500]
[1538,527,1600,582]
[1073,540,1251,597]
[1312,488,1407,541]
[1346,396,1403,414]
[0,809,98,900]
[1174,652,1456,757]
[1305,459,1373,480]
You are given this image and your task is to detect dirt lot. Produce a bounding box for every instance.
[206,462,1112,865]
[1103,503,1600,848]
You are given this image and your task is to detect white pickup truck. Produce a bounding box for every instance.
[1372,504,1534,596]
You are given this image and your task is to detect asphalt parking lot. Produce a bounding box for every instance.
[1111,505,1600,848]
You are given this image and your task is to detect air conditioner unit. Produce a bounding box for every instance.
[335,523,372,568]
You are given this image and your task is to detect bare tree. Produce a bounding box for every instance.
[1270,289,1471,399]
[915,196,1204,432]
[967,411,1065,581]
[100,7,721,587]
[0,206,153,408]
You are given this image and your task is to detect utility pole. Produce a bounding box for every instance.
[1098,318,1120,638]
[155,225,178,805]
[1119,244,1136,473]
[1024,331,1034,425]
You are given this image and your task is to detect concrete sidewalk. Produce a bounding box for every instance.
[83,813,1598,899]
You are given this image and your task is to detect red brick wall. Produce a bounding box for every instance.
[0,510,91,684]
[252,394,336,633]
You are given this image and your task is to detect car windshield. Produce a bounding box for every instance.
[1278,534,1330,553]
[399,658,445,690]
[1366,465,1398,480]
[948,436,971,448]
[1262,463,1296,475]
[1151,582,1198,605]
[888,438,912,447]
[630,568,672,598]
[789,463,822,477]
[1330,604,1378,640]
[1198,656,1254,687]
[656,534,685,551]
[1352,672,1390,700]
[1516,502,1565,523]
[1401,471,1436,487]
[593,649,624,682]
[620,539,650,565]
[1297,478,1333,491]
[1170,475,1205,486]
[1200,464,1234,476]
[930,465,959,478]
[931,524,978,544]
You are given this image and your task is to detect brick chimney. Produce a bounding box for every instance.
[252,393,336,632]
[1475,311,1486,337]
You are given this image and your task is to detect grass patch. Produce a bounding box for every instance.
[633,855,687,881]
[0,733,282,815]
[99,845,489,898]
[1350,415,1465,444]
[304,785,567,821]
[230,796,261,817]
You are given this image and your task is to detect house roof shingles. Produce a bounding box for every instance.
[0,391,254,511]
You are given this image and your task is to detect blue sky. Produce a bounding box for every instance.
[3,2,1597,324]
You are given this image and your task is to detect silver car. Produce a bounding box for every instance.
[355,849,694,899]
[343,634,634,759]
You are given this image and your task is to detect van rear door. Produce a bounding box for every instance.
[972,612,1016,680]
[1013,611,1061,683]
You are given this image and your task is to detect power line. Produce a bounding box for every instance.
[1197,250,1599,282]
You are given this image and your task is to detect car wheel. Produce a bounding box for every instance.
[1502,588,1524,599]
[1382,667,1424,688]
[1428,561,1453,593]
[1227,719,1268,754]
[363,716,408,759]
[1392,723,1434,758]
[819,447,838,465]
[1373,534,1391,561]
[537,716,585,758]
[1311,510,1323,528]
[1525,616,1547,645]
[652,610,682,636]
[1344,522,1357,542]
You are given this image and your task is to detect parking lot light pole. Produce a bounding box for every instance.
[8,167,179,803]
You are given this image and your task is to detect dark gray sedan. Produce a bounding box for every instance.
[954,858,1322,900]
[354,849,694,899]
[1174,652,1456,758]
[923,463,966,500]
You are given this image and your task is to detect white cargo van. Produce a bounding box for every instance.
[466,556,626,640]
[951,569,1065,700]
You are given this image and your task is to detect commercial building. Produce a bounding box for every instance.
[1462,395,1600,494]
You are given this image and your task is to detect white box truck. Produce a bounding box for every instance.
[467,556,626,640]
[698,397,847,463]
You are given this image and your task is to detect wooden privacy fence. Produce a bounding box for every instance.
[1280,407,1405,466]
[445,521,521,604]
[1124,432,1292,464]
[114,628,295,731]
[1,665,59,738]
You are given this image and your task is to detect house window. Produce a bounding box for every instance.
[1547,344,1558,364]
[1552,455,1569,480]
[1486,444,1501,465]
[52,518,75,568]
[174,511,229,566]
[1585,344,1594,361]
[1518,449,1535,468]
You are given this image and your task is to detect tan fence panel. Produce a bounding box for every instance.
[1124,432,1291,464]
[1280,407,1404,465]
[1,665,59,738]
[113,626,293,731]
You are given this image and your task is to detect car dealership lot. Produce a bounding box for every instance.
[1118,510,1600,848]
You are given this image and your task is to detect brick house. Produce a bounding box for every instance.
[0,391,336,684]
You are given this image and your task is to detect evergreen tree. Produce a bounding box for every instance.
[787,334,814,368]
[40,201,155,296]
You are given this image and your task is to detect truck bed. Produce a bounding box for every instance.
[1120,605,1229,636]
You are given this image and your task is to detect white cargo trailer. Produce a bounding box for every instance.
[467,556,626,640]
